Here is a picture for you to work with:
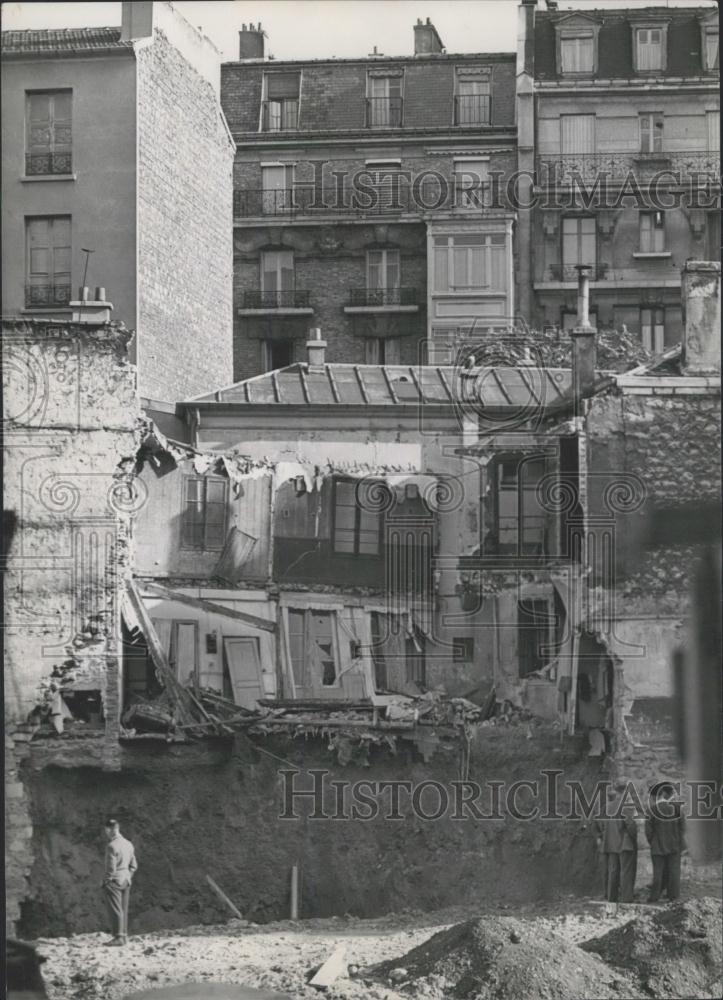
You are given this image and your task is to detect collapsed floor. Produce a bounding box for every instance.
[20,722,605,939]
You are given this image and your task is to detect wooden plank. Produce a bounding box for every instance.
[205,875,243,920]
[143,582,277,633]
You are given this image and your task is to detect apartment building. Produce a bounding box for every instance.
[517,1,720,345]
[221,20,518,379]
[1,1,235,402]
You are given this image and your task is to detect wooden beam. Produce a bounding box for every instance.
[142,582,277,633]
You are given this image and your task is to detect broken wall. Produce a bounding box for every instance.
[3,318,142,933]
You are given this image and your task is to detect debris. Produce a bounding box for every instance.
[388,967,408,983]
[308,944,347,988]
[205,876,244,921]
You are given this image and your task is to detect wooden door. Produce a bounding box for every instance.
[224,637,264,710]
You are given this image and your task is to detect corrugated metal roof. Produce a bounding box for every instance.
[188,364,573,409]
[1,27,130,54]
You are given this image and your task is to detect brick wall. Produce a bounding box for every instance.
[221,56,516,135]
[136,29,235,402]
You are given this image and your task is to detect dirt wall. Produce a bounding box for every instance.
[19,727,604,939]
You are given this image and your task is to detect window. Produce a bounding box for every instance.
[25,90,72,175]
[333,478,381,555]
[261,163,294,214]
[452,637,474,663]
[287,609,339,688]
[455,75,491,124]
[639,113,663,153]
[635,27,664,72]
[560,35,594,73]
[367,249,400,294]
[262,72,300,131]
[25,216,71,307]
[639,211,666,253]
[703,25,719,72]
[261,250,294,305]
[454,159,489,209]
[560,114,595,155]
[707,111,720,154]
[365,338,400,364]
[640,308,665,354]
[492,455,547,556]
[562,217,596,276]
[181,476,228,550]
[433,233,506,292]
[262,339,294,371]
[366,74,403,127]
[518,599,553,677]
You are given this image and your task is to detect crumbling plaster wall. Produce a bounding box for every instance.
[3,319,142,934]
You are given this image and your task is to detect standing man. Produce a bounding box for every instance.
[646,782,686,902]
[600,785,638,903]
[102,818,137,946]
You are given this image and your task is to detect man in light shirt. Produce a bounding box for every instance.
[102,818,137,946]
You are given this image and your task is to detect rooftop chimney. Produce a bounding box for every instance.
[682,260,721,374]
[120,1,154,41]
[414,17,444,55]
[70,286,114,324]
[239,22,265,60]
[570,265,596,405]
[306,327,326,370]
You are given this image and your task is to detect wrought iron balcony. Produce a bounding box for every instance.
[537,150,720,185]
[454,94,491,126]
[348,287,419,307]
[25,283,72,307]
[547,264,607,282]
[234,177,449,218]
[25,152,73,175]
[261,99,299,132]
[365,97,403,128]
[242,289,311,309]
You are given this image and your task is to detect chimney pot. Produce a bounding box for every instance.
[414,17,444,54]
[239,23,265,59]
[306,328,326,368]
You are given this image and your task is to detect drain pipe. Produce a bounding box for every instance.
[290,863,300,920]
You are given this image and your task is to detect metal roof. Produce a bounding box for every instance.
[187,364,574,409]
[1,27,131,55]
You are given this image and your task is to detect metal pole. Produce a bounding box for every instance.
[290,863,299,920]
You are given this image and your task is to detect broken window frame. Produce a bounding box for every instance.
[285,607,341,690]
[487,453,549,557]
[180,475,229,551]
[332,476,383,557]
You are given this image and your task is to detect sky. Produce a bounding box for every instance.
[1,0,716,62]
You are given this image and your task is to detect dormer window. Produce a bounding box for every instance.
[554,16,599,76]
[632,23,668,73]
[262,72,300,131]
[701,14,719,73]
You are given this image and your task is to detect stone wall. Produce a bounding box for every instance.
[136,29,235,402]
[3,318,142,934]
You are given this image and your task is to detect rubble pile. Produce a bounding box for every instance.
[367,915,630,999]
[582,897,723,998]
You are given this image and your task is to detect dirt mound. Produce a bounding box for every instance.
[367,915,627,999]
[582,897,723,999]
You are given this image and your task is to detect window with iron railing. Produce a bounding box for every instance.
[25,90,72,175]
[350,287,417,307]
[244,289,311,309]
[455,77,491,125]
[366,74,404,127]
[25,216,71,308]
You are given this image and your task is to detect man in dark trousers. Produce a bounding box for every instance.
[646,782,686,902]
[102,818,137,946]
[600,786,639,903]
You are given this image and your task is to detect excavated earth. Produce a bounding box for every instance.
[34,888,722,1000]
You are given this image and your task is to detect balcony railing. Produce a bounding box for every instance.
[348,287,419,306]
[537,150,720,185]
[454,94,491,126]
[547,264,607,282]
[365,97,403,128]
[25,283,72,307]
[25,152,73,175]
[262,99,299,131]
[242,289,311,309]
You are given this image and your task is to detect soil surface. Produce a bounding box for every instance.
[35,877,721,1000]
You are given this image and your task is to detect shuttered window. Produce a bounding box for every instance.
[560,36,594,73]
[562,217,596,270]
[286,609,339,688]
[639,113,663,153]
[636,28,664,72]
[25,90,72,175]
[181,476,228,550]
[560,114,595,154]
[25,216,71,307]
[639,212,666,253]
[707,111,720,153]
[704,28,719,72]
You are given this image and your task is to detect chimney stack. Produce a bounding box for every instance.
[70,286,114,324]
[306,327,327,370]
[239,23,265,60]
[682,260,721,374]
[414,17,444,55]
[570,265,596,403]
[120,1,154,41]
